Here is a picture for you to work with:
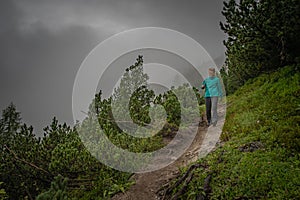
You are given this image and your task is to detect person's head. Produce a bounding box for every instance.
[208,67,216,77]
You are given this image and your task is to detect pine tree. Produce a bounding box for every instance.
[36,175,68,200]
[112,55,154,126]
[220,0,300,93]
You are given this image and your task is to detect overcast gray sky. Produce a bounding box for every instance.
[0,0,226,136]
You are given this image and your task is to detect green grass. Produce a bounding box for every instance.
[167,65,300,199]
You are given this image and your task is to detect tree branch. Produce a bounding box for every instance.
[4,144,50,174]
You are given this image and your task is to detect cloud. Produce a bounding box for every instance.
[0,0,226,136]
[13,0,149,35]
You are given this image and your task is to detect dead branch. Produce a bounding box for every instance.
[4,144,50,174]
[160,163,206,200]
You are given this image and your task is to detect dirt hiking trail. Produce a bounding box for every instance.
[112,105,225,200]
[111,125,206,200]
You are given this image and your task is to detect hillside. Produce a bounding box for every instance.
[0,65,299,199]
[162,65,300,199]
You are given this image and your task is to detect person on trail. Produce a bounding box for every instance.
[201,67,223,126]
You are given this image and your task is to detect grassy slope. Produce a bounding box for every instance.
[170,65,300,199]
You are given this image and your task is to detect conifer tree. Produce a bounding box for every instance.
[220,0,300,93]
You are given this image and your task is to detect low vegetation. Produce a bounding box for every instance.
[163,65,300,199]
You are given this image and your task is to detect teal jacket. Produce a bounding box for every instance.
[202,76,223,97]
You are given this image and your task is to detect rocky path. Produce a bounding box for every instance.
[111,125,207,200]
[112,104,226,200]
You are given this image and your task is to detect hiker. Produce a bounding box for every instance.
[201,67,223,126]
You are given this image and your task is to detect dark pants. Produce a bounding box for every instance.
[205,97,218,125]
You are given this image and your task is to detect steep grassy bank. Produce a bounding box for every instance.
[164,65,300,199]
